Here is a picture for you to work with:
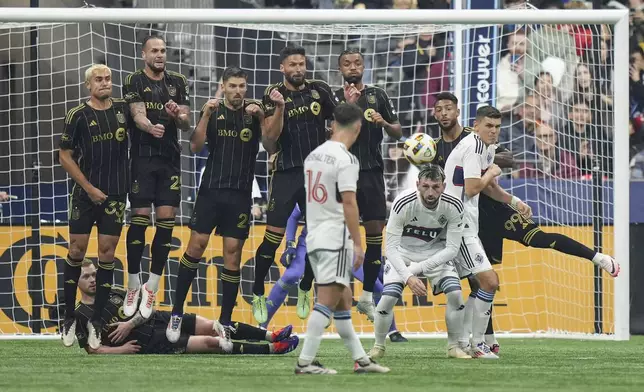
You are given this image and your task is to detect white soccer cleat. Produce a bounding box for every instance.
[166,314,183,343]
[123,287,140,317]
[138,283,156,319]
[295,360,338,375]
[61,318,76,347]
[354,358,391,374]
[596,254,620,277]
[213,320,233,352]
[356,300,375,322]
[87,320,102,350]
[471,342,499,359]
[447,346,472,359]
[368,344,386,360]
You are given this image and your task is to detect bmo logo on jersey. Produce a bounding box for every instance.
[402,225,442,242]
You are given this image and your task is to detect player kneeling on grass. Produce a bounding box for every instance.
[73,260,299,355]
[295,103,389,375]
[370,164,471,360]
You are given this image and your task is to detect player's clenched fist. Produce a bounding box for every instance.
[246,103,264,118]
[147,123,165,138]
[370,111,386,126]
[269,89,285,107]
[343,82,361,104]
[202,98,221,116]
[487,163,502,177]
[164,99,181,118]
[516,200,532,219]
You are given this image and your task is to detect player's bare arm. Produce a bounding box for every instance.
[464,163,502,198]
[107,311,150,344]
[59,148,106,205]
[482,181,532,219]
[261,88,284,154]
[85,340,141,355]
[191,99,218,153]
[165,99,191,131]
[370,111,402,139]
[129,101,165,138]
[341,190,364,270]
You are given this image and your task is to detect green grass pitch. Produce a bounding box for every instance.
[1,337,643,392]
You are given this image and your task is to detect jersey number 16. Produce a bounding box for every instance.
[306,169,328,204]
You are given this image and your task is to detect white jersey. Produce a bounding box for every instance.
[443,132,496,235]
[305,140,359,252]
[385,188,464,283]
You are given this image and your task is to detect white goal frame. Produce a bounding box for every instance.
[0,7,630,341]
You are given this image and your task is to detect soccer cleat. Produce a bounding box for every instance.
[166,314,183,343]
[213,320,231,341]
[272,336,299,354]
[354,358,391,374]
[295,360,338,375]
[296,288,311,319]
[138,283,156,319]
[471,342,499,359]
[447,346,472,359]
[368,344,386,360]
[252,294,268,324]
[123,287,140,317]
[87,320,102,350]
[271,324,293,342]
[356,300,375,322]
[490,343,500,355]
[596,254,620,277]
[61,318,76,347]
[389,331,408,343]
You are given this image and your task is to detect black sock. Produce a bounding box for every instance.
[63,256,83,320]
[219,268,241,325]
[91,260,115,323]
[526,230,596,261]
[252,230,283,296]
[172,253,200,315]
[150,218,175,276]
[232,341,270,355]
[229,321,269,341]
[363,234,383,293]
[126,215,150,275]
[486,305,495,335]
[299,255,314,292]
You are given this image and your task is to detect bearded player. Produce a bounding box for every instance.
[433,93,620,355]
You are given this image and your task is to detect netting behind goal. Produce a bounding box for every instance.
[0,7,618,337]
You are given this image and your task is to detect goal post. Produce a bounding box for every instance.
[0,7,629,341]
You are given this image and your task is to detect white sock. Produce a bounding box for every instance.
[128,273,140,290]
[298,303,331,365]
[472,289,494,345]
[374,294,397,347]
[334,310,368,363]
[146,273,161,292]
[445,290,465,348]
[359,291,373,303]
[459,294,476,348]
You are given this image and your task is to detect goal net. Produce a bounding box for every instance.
[0,4,629,339]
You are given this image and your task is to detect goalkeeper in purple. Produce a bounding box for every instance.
[262,205,408,343]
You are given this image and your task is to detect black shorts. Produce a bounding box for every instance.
[129,156,181,209]
[139,311,197,355]
[68,189,126,237]
[190,188,252,240]
[266,167,306,228]
[478,195,540,265]
[357,168,386,222]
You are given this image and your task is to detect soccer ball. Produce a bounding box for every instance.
[402,133,437,166]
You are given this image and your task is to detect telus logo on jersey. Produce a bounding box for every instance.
[402,225,442,242]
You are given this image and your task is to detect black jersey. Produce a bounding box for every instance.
[263,80,338,171]
[433,127,473,169]
[199,100,263,191]
[122,69,189,164]
[59,99,130,196]
[334,86,398,171]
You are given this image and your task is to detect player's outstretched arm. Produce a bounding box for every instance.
[482,181,532,218]
[260,87,284,154]
[85,340,140,355]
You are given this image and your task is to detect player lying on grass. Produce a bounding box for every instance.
[73,259,299,355]
[260,205,408,342]
[370,164,470,360]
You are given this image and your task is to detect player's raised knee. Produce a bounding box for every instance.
[478,270,499,292]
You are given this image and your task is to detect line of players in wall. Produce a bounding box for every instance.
[57,34,620,371]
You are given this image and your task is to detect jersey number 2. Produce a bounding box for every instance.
[306,169,328,204]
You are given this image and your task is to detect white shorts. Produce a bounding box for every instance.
[308,247,353,288]
[455,235,493,278]
[382,259,460,296]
